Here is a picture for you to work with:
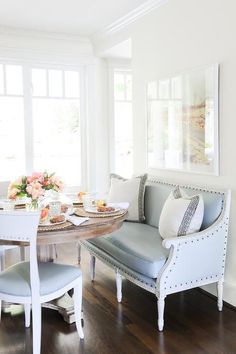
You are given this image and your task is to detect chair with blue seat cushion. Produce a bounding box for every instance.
[0,210,84,354]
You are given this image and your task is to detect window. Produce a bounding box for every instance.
[113,70,133,177]
[0,62,83,188]
[0,64,25,180]
[32,68,81,186]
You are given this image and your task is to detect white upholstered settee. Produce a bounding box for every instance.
[80,179,231,331]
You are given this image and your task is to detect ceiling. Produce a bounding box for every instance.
[0,0,147,36]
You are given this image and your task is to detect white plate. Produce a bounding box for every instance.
[85,207,120,214]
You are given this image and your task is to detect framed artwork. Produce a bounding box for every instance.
[146,64,219,175]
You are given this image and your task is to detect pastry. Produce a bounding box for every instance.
[97,206,115,213]
[50,214,65,223]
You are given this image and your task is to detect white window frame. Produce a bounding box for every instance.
[0,58,88,192]
[108,60,133,175]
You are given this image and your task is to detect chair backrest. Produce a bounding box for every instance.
[144,179,227,230]
[0,211,40,297]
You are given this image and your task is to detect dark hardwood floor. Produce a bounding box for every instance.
[1,244,236,354]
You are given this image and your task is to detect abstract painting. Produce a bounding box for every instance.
[147,64,219,175]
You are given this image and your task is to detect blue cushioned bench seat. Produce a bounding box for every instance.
[80,180,231,332]
[87,222,168,279]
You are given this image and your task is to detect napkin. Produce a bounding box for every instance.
[108,202,129,210]
[66,215,89,226]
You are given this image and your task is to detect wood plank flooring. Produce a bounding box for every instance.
[1,243,236,354]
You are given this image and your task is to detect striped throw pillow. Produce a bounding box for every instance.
[159,186,204,239]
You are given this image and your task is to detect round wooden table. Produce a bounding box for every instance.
[37,211,128,323]
[37,212,127,246]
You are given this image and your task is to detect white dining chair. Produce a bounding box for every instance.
[0,210,84,354]
[0,245,25,271]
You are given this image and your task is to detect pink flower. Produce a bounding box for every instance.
[49,175,64,191]
[8,172,64,200]
[27,172,43,184]
[7,186,20,199]
[26,181,44,200]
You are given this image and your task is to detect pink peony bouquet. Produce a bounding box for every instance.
[8,172,64,201]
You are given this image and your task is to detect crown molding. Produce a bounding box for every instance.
[0,26,90,44]
[92,0,167,41]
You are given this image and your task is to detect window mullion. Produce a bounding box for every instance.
[23,65,34,175]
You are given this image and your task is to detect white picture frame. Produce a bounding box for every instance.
[146,64,219,175]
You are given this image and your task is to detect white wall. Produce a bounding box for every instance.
[130,0,236,306]
[93,0,236,306]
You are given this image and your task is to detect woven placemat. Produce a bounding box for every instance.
[38,221,72,232]
[74,207,127,218]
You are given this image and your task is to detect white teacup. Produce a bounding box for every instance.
[49,200,62,216]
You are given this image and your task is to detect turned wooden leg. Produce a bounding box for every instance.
[116,271,122,303]
[90,255,96,281]
[157,296,166,331]
[217,280,224,311]
[77,243,81,264]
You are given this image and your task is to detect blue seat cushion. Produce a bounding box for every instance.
[87,222,169,278]
[0,262,82,297]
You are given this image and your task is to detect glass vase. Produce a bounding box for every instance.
[26,198,39,211]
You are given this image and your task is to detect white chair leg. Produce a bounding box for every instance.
[90,255,96,281]
[0,300,2,321]
[20,247,25,262]
[116,271,122,303]
[217,280,224,311]
[32,301,41,354]
[74,278,84,339]
[77,243,81,264]
[157,296,166,331]
[24,303,31,328]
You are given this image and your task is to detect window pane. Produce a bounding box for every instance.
[65,71,80,98]
[114,73,125,100]
[158,79,169,99]
[147,81,157,100]
[0,65,4,94]
[5,65,23,95]
[32,68,47,96]
[48,70,63,97]
[33,98,81,185]
[0,97,25,181]
[114,101,133,177]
